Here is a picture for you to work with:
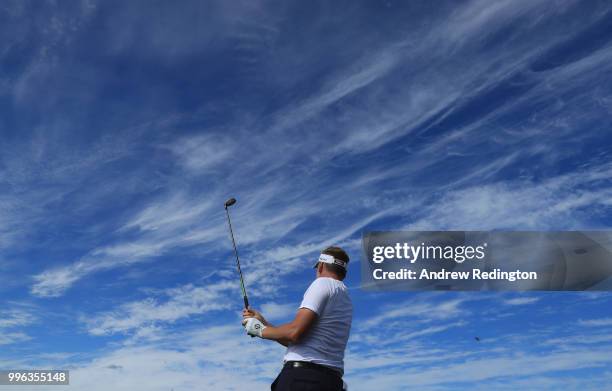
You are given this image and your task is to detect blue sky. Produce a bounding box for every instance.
[1,0,612,390]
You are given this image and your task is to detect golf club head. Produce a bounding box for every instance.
[224,197,237,209]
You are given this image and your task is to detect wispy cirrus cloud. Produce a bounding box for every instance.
[85,281,235,336]
[28,293,612,391]
[2,1,612,389]
[0,308,35,346]
[25,0,612,301]
[405,163,612,230]
[359,295,469,330]
[578,317,612,327]
[0,332,31,346]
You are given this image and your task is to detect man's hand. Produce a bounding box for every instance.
[242,307,268,326]
[242,317,266,338]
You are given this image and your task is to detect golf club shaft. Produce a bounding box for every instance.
[225,207,250,309]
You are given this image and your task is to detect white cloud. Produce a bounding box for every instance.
[46,326,285,391]
[0,331,31,346]
[0,308,35,346]
[85,281,235,336]
[578,317,612,327]
[0,309,35,329]
[347,347,612,390]
[360,296,468,330]
[31,265,90,298]
[405,163,612,230]
[18,308,612,391]
[542,333,612,347]
[165,134,235,172]
[30,191,227,297]
[260,302,296,322]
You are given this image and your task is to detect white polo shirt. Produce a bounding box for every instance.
[283,277,353,373]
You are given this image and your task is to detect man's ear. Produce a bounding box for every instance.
[317,262,324,274]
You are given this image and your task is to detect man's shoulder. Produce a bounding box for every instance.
[312,276,341,286]
[310,277,348,294]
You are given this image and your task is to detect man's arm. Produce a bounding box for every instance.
[261,308,318,345]
[243,308,318,346]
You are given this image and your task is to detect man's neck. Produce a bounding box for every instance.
[318,272,341,281]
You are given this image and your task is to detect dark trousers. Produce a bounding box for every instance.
[271,364,343,391]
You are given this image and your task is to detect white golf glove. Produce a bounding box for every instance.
[243,317,266,338]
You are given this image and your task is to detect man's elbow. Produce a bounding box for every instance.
[287,327,305,344]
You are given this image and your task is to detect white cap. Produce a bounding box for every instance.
[313,253,347,270]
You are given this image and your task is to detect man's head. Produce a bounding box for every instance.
[314,246,350,280]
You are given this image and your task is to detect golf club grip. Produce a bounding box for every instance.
[243,296,249,309]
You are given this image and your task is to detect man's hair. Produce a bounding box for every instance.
[321,246,349,280]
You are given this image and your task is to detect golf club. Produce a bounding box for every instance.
[224,197,250,309]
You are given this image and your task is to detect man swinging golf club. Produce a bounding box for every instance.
[242,246,353,391]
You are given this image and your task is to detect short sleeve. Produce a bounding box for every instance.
[299,278,330,316]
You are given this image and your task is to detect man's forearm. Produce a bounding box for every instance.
[262,323,299,346]
[244,308,316,346]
